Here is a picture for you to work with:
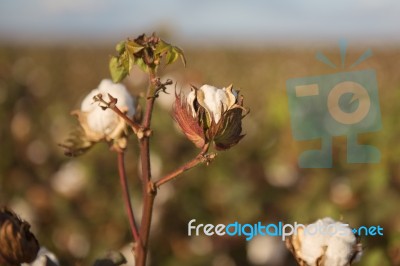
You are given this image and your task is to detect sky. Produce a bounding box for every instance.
[0,0,399,46]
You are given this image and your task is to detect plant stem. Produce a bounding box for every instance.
[136,183,155,265]
[136,70,157,266]
[135,70,209,265]
[95,94,141,133]
[117,152,140,245]
[155,143,211,188]
[110,105,141,133]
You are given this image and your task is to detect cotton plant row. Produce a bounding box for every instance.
[0,33,363,266]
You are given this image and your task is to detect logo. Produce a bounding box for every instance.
[187,219,384,241]
[286,40,382,168]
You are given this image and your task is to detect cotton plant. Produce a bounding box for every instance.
[286,217,363,266]
[60,33,248,266]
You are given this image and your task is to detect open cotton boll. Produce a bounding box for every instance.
[174,83,246,150]
[200,85,228,123]
[187,84,238,123]
[325,231,360,266]
[198,84,237,123]
[300,218,337,263]
[298,217,361,266]
[80,79,135,136]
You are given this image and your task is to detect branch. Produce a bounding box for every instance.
[155,143,214,188]
[117,152,141,246]
[111,104,141,133]
[94,93,141,133]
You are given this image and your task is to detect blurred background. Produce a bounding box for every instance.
[0,0,399,265]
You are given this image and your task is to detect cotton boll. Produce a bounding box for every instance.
[97,79,135,118]
[81,89,100,112]
[173,83,245,150]
[301,221,329,265]
[325,237,354,266]
[199,85,230,123]
[75,79,136,145]
[301,218,339,264]
[289,217,362,266]
[86,108,119,135]
[325,227,357,266]
[80,79,135,134]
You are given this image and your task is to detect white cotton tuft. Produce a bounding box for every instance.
[200,85,228,123]
[300,217,358,266]
[80,79,135,135]
[187,84,237,123]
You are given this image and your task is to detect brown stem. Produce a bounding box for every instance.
[143,79,157,128]
[95,94,141,133]
[155,143,211,188]
[110,105,141,133]
[117,152,141,246]
[136,183,156,265]
[136,70,157,266]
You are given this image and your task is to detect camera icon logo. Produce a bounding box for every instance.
[286,42,381,168]
[327,81,370,125]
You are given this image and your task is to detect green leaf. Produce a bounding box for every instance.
[109,56,128,83]
[154,40,172,55]
[165,46,186,66]
[126,40,145,54]
[128,53,134,72]
[119,50,131,72]
[115,40,126,54]
[166,49,179,65]
[154,40,186,67]
[133,57,148,72]
[174,46,187,66]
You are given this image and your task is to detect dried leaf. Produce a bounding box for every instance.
[173,95,206,148]
[213,107,245,150]
[59,128,94,157]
